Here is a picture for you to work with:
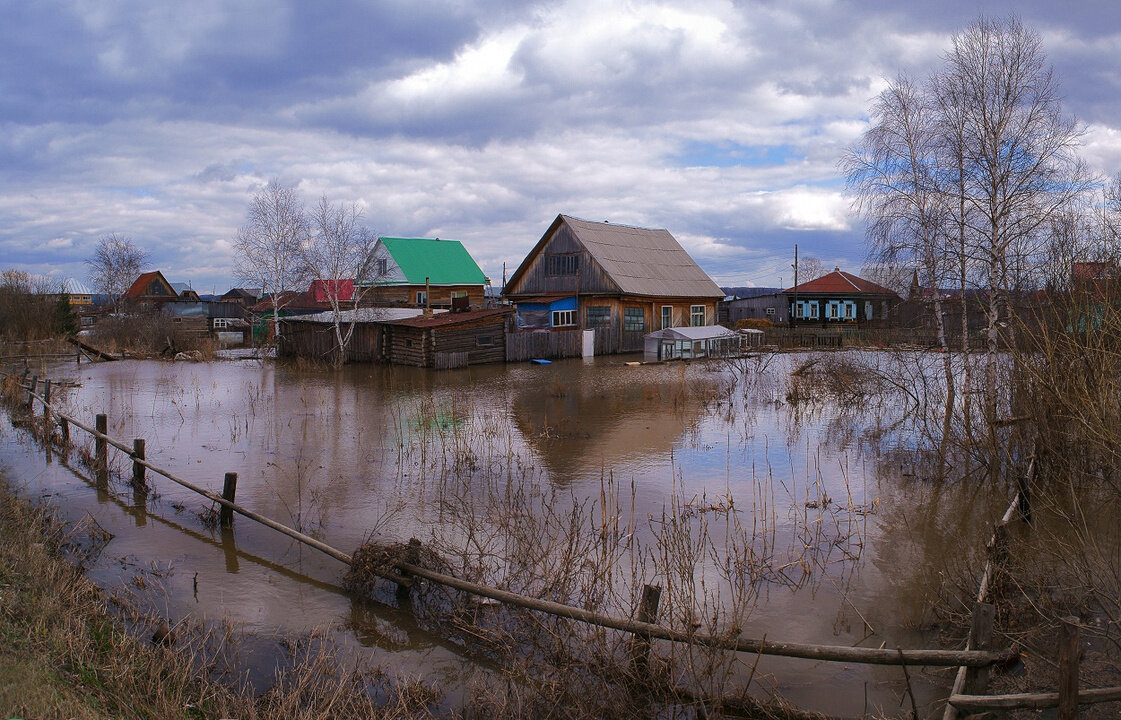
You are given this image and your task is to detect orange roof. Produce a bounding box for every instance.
[783,269,898,297]
[123,271,173,299]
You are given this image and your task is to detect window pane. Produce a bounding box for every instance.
[586,306,611,327]
[624,307,644,331]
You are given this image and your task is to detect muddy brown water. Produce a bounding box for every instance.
[0,352,1006,717]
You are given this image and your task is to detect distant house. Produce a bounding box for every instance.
[220,288,263,308]
[502,214,724,354]
[123,271,178,307]
[53,278,94,306]
[309,278,355,304]
[364,237,489,308]
[783,269,899,326]
[722,288,788,325]
[170,282,201,302]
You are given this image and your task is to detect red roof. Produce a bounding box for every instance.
[784,269,898,297]
[124,271,173,299]
[309,278,355,303]
[384,307,512,328]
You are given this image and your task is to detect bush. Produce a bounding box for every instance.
[90,313,214,358]
[735,318,773,330]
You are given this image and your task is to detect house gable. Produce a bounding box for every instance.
[368,237,488,287]
[504,214,723,299]
[124,271,176,300]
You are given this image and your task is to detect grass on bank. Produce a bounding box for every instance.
[0,475,440,720]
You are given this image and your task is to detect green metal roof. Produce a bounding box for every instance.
[379,237,487,285]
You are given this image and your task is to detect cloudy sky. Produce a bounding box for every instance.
[3,0,1121,294]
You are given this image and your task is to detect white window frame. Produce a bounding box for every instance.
[765,307,775,316]
[690,305,706,326]
[551,309,577,327]
[661,305,673,329]
[416,290,427,305]
[213,318,229,329]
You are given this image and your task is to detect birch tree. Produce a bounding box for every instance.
[845,74,956,447]
[234,179,308,343]
[86,233,149,311]
[302,196,378,365]
[940,16,1089,419]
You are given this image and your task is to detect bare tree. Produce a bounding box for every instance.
[845,73,957,453]
[301,196,378,365]
[797,256,826,281]
[234,179,308,344]
[939,17,1090,424]
[86,233,149,310]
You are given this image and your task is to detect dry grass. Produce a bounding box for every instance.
[0,476,442,720]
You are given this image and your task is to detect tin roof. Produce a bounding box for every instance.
[645,326,737,342]
[564,215,724,298]
[376,238,487,286]
[505,215,724,299]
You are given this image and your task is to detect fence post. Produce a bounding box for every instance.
[95,413,108,488]
[131,438,146,490]
[42,380,52,438]
[962,602,994,696]
[27,375,37,409]
[395,538,421,603]
[1058,617,1081,720]
[60,417,70,447]
[631,583,662,673]
[220,472,237,527]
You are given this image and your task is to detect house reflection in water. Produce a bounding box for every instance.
[510,362,713,485]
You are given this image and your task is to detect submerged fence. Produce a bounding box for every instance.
[7,368,1120,717]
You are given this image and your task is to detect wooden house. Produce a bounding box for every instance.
[502,214,725,354]
[123,271,178,308]
[220,288,263,308]
[783,269,899,326]
[278,307,512,367]
[363,237,489,308]
[380,308,512,368]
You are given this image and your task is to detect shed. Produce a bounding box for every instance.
[643,325,756,362]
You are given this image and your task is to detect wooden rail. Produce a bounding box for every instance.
[8,374,1019,673]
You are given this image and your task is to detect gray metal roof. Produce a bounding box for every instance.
[286,308,445,324]
[562,215,724,298]
[645,325,737,342]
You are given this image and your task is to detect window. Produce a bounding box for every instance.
[661,306,672,329]
[545,253,580,276]
[795,300,819,319]
[451,290,468,299]
[552,309,577,327]
[213,318,228,329]
[624,307,645,332]
[828,302,839,319]
[476,335,495,347]
[586,306,611,327]
[690,305,705,326]
[416,291,427,305]
[376,258,388,276]
[844,302,855,319]
[765,307,775,316]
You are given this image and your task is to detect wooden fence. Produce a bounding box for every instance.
[505,329,582,362]
[9,369,1120,718]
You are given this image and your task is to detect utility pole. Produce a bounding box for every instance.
[790,244,798,328]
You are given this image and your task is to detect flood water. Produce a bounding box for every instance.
[0,352,1007,718]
